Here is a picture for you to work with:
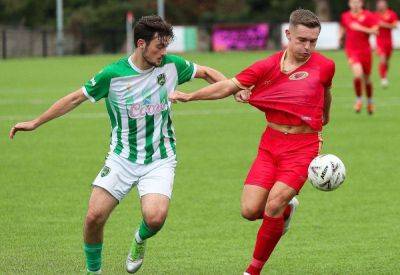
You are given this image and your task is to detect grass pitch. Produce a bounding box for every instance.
[1,51,400,274]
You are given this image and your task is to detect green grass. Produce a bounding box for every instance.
[1,51,400,274]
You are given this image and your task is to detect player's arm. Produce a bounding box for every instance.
[170,78,242,102]
[194,65,227,84]
[379,20,397,29]
[350,22,378,34]
[323,88,332,126]
[338,25,345,47]
[9,89,87,139]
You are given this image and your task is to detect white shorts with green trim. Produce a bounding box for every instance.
[92,152,177,202]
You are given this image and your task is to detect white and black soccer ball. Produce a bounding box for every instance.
[308,154,346,191]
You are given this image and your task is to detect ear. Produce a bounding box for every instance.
[137,39,146,49]
[285,29,291,41]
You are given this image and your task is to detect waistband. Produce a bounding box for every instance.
[264,126,320,140]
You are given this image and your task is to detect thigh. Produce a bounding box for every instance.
[265,181,297,217]
[361,52,372,76]
[137,155,177,199]
[92,153,138,202]
[276,138,320,194]
[140,193,170,222]
[350,62,363,78]
[245,148,276,190]
[87,186,119,219]
[241,184,269,215]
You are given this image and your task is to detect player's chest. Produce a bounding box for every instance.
[349,14,369,26]
[109,70,177,103]
[256,69,321,94]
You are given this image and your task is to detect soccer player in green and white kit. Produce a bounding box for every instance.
[9,15,229,274]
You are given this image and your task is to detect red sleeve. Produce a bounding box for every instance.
[322,60,335,89]
[235,60,266,88]
[391,11,398,23]
[340,13,347,27]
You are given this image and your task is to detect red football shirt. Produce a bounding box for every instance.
[341,9,378,52]
[235,51,335,131]
[375,9,398,46]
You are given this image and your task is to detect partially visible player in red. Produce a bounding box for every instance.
[170,9,335,275]
[340,0,378,114]
[375,0,398,88]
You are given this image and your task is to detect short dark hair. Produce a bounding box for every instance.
[289,9,321,29]
[134,15,174,47]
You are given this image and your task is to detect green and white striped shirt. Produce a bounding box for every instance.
[82,54,196,164]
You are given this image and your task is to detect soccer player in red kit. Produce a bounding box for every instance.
[340,0,378,114]
[170,9,335,275]
[375,0,398,88]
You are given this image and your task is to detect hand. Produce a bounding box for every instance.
[234,89,251,103]
[350,22,362,30]
[9,120,38,139]
[169,91,192,103]
[370,28,378,35]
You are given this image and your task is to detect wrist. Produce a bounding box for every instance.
[32,118,41,128]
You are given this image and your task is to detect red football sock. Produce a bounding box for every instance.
[245,215,284,275]
[353,78,362,97]
[366,82,373,99]
[283,205,291,220]
[379,62,387,79]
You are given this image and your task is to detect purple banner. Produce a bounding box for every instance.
[212,23,269,52]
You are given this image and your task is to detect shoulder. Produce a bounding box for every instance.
[101,57,130,78]
[251,51,281,68]
[312,52,335,69]
[162,54,189,65]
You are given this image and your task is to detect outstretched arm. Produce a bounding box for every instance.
[9,88,88,139]
[170,79,242,102]
[194,65,227,84]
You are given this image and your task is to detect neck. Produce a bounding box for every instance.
[286,50,307,66]
[351,9,362,15]
[131,50,153,70]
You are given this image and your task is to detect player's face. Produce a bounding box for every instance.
[349,0,363,12]
[376,0,387,12]
[142,34,171,67]
[286,25,320,62]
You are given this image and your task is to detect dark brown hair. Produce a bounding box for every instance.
[134,15,174,47]
[289,9,321,29]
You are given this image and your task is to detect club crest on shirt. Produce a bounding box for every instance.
[157,73,166,86]
[289,71,309,81]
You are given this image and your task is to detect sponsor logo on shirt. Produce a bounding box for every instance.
[128,102,168,119]
[289,71,309,81]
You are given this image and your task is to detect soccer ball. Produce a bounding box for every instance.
[308,154,346,191]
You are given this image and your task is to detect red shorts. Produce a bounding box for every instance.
[346,50,372,75]
[376,43,393,58]
[245,127,322,193]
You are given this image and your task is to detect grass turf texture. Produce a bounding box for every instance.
[1,51,399,274]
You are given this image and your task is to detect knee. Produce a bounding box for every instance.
[85,210,107,229]
[241,205,263,221]
[144,211,167,230]
[265,197,287,217]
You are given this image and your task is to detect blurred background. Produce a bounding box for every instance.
[2,0,400,58]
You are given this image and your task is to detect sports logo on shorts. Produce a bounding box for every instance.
[157,73,166,86]
[101,166,111,177]
[289,71,309,81]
